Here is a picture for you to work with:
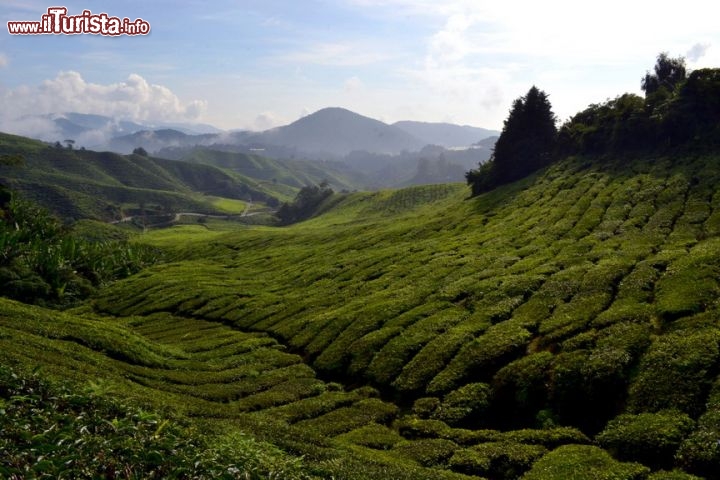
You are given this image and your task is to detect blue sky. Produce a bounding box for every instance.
[1,0,719,133]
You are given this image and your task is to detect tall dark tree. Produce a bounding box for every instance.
[467,86,557,195]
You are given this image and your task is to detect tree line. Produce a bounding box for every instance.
[467,53,720,195]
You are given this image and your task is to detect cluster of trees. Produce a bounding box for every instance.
[557,53,720,155]
[132,146,149,156]
[276,181,334,225]
[467,53,720,195]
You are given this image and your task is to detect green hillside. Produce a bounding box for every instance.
[0,132,279,221]
[3,151,720,478]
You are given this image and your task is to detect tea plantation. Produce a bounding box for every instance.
[3,153,720,478]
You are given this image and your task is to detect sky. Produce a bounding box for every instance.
[1,0,719,134]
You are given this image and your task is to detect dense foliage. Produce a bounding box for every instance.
[642,53,687,97]
[69,153,720,478]
[558,54,720,155]
[0,194,160,306]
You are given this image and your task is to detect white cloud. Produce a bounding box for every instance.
[0,71,207,144]
[427,13,477,65]
[0,116,60,142]
[0,71,206,123]
[0,54,7,68]
[252,111,286,131]
[346,0,720,124]
[687,43,711,63]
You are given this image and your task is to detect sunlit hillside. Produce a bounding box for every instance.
[3,150,720,478]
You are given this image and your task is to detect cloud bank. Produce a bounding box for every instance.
[0,71,207,144]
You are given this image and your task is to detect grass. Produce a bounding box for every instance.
[4,152,720,477]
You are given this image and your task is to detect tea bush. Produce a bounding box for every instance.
[449,442,547,479]
[596,410,695,469]
[432,382,491,426]
[522,444,650,480]
[628,330,720,416]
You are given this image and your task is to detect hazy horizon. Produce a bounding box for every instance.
[2,0,719,137]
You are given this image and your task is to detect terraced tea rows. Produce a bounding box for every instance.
[4,155,720,478]
[91,155,720,477]
[0,300,481,479]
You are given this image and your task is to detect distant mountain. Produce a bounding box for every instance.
[474,135,499,149]
[149,121,224,135]
[108,129,216,154]
[14,110,500,162]
[51,112,148,137]
[247,108,426,157]
[345,143,493,188]
[393,121,499,148]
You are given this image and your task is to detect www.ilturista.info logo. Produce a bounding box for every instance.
[7,7,150,36]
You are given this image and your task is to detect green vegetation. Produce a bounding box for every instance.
[207,196,247,214]
[0,195,160,305]
[469,55,720,197]
[33,150,703,477]
[0,365,309,479]
[559,54,720,156]
[597,410,695,470]
[450,441,547,479]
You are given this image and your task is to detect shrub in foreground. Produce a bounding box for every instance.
[0,365,311,479]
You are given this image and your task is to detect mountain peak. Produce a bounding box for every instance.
[252,107,424,157]
[294,107,387,126]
